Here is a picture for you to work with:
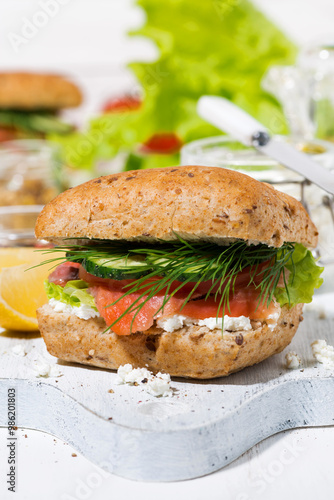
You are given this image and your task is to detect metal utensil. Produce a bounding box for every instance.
[197,95,334,195]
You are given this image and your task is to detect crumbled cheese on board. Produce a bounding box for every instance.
[115,364,172,397]
[311,339,334,368]
[12,344,27,357]
[33,359,63,378]
[285,351,301,369]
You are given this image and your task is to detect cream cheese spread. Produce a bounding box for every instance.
[156,314,252,333]
[49,298,100,320]
[49,299,279,334]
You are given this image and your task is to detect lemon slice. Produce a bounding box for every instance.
[0,248,65,332]
[0,247,44,271]
[0,299,39,331]
[0,262,52,331]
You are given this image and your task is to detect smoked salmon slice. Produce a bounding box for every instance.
[90,282,277,335]
[48,262,81,286]
[181,287,277,320]
[90,286,186,335]
[49,262,279,335]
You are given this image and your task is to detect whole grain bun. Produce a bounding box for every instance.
[0,72,82,109]
[37,303,303,379]
[35,166,318,248]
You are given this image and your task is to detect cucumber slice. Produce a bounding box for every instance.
[82,254,150,280]
[80,252,215,283]
[147,256,212,282]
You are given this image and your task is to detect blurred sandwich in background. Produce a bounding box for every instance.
[0,72,82,142]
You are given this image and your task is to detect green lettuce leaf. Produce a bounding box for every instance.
[44,280,97,309]
[274,244,324,307]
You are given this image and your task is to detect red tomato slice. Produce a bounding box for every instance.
[102,95,141,113]
[0,127,18,142]
[139,133,183,154]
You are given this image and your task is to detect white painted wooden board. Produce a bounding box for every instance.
[0,307,333,482]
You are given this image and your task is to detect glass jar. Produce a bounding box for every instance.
[0,205,46,247]
[181,135,334,265]
[0,139,67,207]
[263,41,334,142]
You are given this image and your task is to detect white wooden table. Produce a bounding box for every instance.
[0,425,333,500]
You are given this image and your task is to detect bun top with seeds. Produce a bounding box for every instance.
[35,165,318,248]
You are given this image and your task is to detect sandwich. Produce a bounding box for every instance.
[0,72,82,142]
[35,165,323,379]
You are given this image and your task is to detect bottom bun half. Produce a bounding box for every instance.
[37,303,304,379]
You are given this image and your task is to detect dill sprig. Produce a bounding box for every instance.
[37,236,295,333]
